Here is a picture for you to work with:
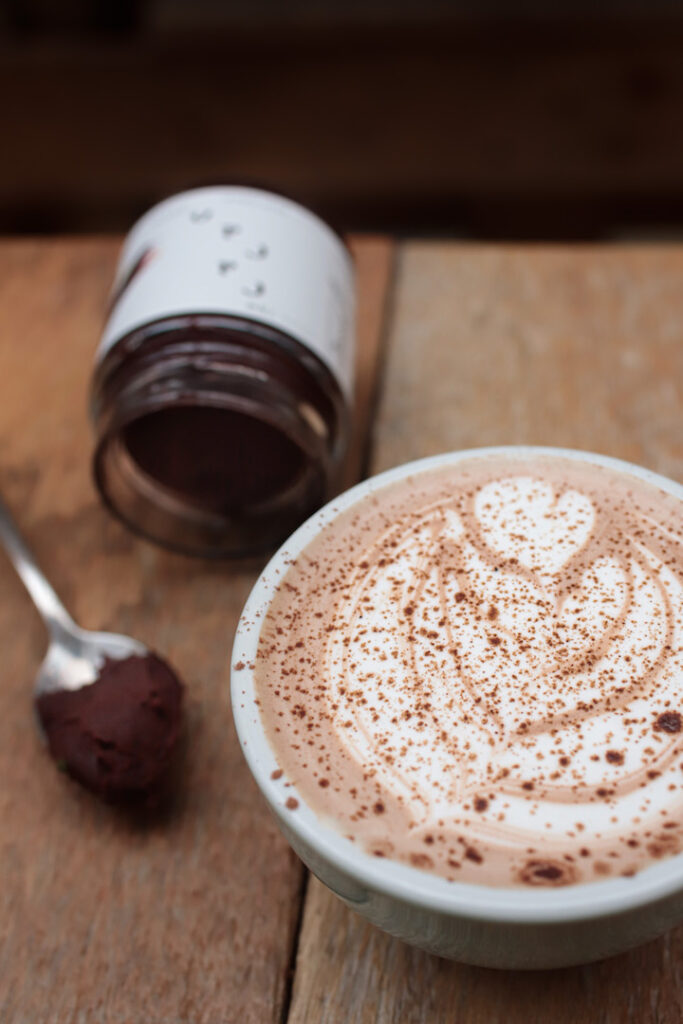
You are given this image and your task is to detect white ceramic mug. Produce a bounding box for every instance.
[231,447,683,969]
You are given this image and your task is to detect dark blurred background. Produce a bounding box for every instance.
[4,0,683,239]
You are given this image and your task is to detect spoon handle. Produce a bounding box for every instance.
[0,497,76,636]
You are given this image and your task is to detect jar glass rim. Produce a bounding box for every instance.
[93,359,336,558]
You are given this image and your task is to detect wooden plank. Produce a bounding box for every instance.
[287,242,683,1023]
[0,234,394,1023]
[6,23,683,239]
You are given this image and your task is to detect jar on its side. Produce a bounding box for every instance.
[90,187,355,558]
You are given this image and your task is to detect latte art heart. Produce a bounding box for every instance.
[475,477,595,576]
[254,455,683,888]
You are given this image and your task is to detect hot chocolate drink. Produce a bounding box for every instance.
[252,452,683,887]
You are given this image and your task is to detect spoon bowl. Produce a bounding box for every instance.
[37,623,147,698]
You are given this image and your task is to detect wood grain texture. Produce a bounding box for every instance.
[287,243,683,1024]
[372,244,683,480]
[0,235,393,1023]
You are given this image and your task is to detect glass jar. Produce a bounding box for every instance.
[90,187,355,558]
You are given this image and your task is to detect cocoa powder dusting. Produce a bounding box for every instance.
[655,712,682,734]
[252,454,683,888]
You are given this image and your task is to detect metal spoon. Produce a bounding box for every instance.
[0,495,184,803]
[0,495,146,704]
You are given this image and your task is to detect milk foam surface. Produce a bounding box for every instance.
[253,455,683,887]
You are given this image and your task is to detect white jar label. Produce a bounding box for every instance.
[97,187,355,399]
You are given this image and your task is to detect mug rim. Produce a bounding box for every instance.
[231,445,683,925]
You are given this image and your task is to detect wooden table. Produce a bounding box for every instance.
[1,239,682,1023]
